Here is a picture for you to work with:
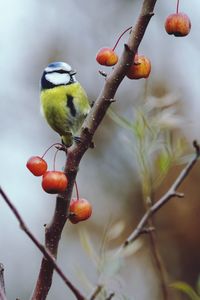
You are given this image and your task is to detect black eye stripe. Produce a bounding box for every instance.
[41,70,76,90]
[46,69,70,74]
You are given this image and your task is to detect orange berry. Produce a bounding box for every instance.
[165,13,191,37]
[69,198,92,224]
[26,156,48,176]
[96,47,118,66]
[126,54,151,80]
[42,171,68,194]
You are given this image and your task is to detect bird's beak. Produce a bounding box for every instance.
[69,70,77,76]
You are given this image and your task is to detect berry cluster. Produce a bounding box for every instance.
[26,145,92,224]
[26,146,68,194]
[96,0,191,79]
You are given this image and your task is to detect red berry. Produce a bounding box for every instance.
[26,156,48,176]
[69,198,92,224]
[165,13,191,37]
[126,54,151,80]
[42,171,68,194]
[96,47,118,66]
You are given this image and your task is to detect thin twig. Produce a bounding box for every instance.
[98,70,107,78]
[0,264,5,295]
[123,141,200,247]
[147,219,168,300]
[113,142,200,300]
[0,264,7,300]
[140,226,155,234]
[146,189,168,299]
[89,285,103,300]
[105,292,115,300]
[0,187,86,300]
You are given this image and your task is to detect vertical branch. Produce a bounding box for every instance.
[135,108,169,298]
[0,264,7,300]
[147,216,169,300]
[0,288,7,300]
[142,185,169,299]
[31,1,158,299]
[0,264,5,295]
[30,167,82,300]
[146,181,169,300]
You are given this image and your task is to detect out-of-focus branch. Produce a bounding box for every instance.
[122,141,200,247]
[31,1,157,299]
[89,285,103,300]
[105,292,115,300]
[0,264,7,300]
[0,287,7,300]
[0,264,5,294]
[147,217,168,300]
[0,188,86,300]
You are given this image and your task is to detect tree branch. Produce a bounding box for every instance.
[0,287,7,300]
[0,264,7,300]
[89,285,103,300]
[105,292,115,300]
[30,1,158,299]
[0,188,86,300]
[122,141,200,247]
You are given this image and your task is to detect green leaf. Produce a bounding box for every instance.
[170,281,200,300]
[156,150,171,174]
[133,111,145,140]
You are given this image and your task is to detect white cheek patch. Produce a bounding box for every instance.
[45,72,70,85]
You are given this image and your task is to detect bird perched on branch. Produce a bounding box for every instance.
[40,62,91,147]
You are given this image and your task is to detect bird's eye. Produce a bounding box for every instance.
[53,69,70,74]
[45,72,71,85]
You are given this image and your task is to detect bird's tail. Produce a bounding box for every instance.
[61,132,73,147]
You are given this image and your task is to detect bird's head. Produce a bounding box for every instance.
[41,62,77,90]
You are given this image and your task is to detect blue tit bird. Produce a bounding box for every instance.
[40,62,91,147]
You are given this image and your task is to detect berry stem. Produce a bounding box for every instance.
[112,26,132,51]
[74,180,79,200]
[176,0,180,13]
[41,143,63,159]
[134,51,139,64]
[53,148,60,171]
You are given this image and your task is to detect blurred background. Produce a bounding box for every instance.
[1,0,200,299]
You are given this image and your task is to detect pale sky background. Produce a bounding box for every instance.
[0,1,200,299]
